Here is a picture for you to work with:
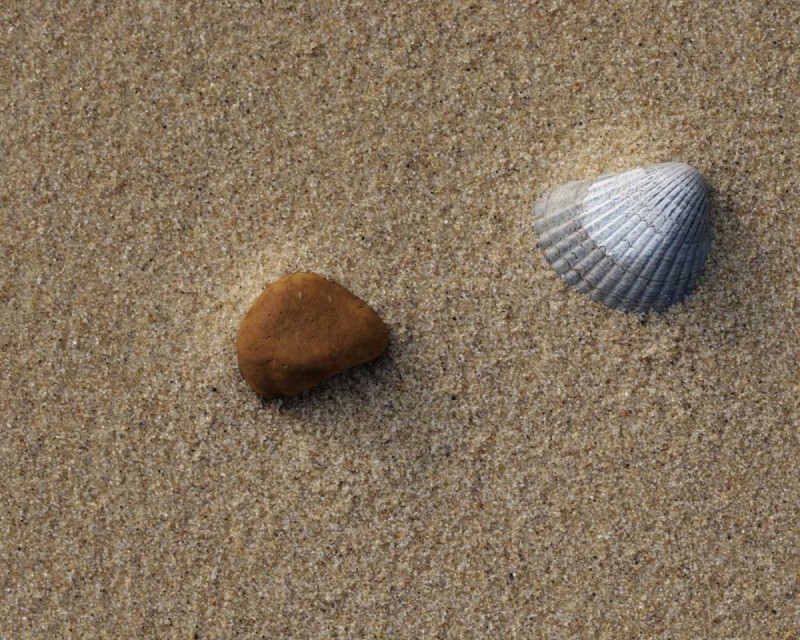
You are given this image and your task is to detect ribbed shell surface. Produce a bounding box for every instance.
[533,162,712,312]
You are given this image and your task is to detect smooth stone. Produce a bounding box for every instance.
[236,272,389,399]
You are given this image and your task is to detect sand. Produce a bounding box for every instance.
[1,1,798,637]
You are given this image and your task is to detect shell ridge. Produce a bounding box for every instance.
[627,164,696,242]
[533,181,591,240]
[644,179,696,256]
[533,180,590,220]
[604,165,704,273]
[564,236,608,277]
[596,266,639,309]
[632,189,710,309]
[645,185,708,286]
[581,176,666,239]
[671,200,711,289]
[538,214,584,254]
[664,180,708,248]
[570,250,614,290]
[583,164,689,247]
[644,165,698,230]
[573,217,697,306]
[593,227,671,307]
[632,164,701,236]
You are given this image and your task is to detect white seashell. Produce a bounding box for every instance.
[533,162,712,312]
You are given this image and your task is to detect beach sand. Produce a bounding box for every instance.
[1,1,798,637]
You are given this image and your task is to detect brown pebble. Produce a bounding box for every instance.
[236,272,389,399]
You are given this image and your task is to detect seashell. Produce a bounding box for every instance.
[533,162,712,312]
